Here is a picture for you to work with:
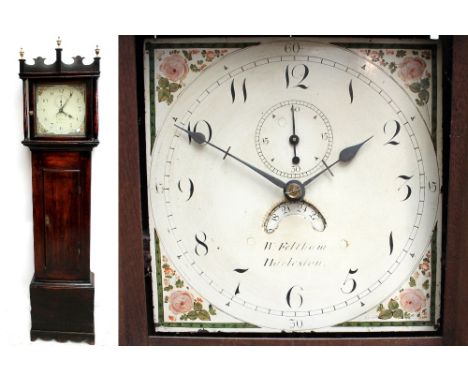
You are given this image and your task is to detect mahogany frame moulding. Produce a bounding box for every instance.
[119,35,468,346]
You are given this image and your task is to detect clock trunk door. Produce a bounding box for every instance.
[32,152,91,281]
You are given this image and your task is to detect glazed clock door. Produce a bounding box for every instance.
[32,151,90,281]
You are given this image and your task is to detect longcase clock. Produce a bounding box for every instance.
[19,38,100,344]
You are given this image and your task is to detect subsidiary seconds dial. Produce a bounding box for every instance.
[256,99,333,178]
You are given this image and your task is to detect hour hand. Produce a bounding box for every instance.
[303,136,373,187]
[176,125,286,190]
[337,136,373,163]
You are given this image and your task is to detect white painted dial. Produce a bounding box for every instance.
[150,41,440,330]
[35,83,86,136]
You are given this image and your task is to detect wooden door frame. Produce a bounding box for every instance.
[119,35,468,345]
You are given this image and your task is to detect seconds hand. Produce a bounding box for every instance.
[289,105,300,164]
[175,125,286,190]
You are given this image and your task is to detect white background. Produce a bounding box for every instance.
[0,34,118,347]
[0,0,466,381]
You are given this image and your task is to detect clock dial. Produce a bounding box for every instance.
[150,41,440,330]
[35,83,86,136]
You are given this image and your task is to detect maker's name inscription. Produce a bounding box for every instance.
[264,241,327,252]
[262,241,326,269]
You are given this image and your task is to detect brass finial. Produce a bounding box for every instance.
[95,45,100,57]
[57,36,62,47]
[19,47,25,59]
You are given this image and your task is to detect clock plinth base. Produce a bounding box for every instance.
[29,274,95,344]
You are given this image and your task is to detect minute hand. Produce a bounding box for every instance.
[176,125,286,189]
[303,136,373,187]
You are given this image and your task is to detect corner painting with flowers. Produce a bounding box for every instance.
[156,49,229,106]
[353,46,436,141]
[145,39,442,333]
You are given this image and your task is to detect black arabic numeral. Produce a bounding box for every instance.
[341,268,358,294]
[233,268,249,273]
[230,78,247,103]
[188,120,212,145]
[349,79,354,103]
[285,64,309,89]
[234,283,241,296]
[388,231,394,256]
[383,120,401,145]
[194,232,209,256]
[286,285,304,309]
[177,177,194,201]
[397,175,413,201]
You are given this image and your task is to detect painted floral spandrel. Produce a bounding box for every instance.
[156,49,229,105]
[162,257,217,322]
[377,251,432,321]
[360,49,432,114]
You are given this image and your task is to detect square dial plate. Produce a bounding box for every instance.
[35,82,87,137]
[144,37,443,334]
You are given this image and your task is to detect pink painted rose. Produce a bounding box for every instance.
[369,50,380,61]
[205,50,216,61]
[159,54,189,82]
[168,290,193,314]
[419,261,430,272]
[399,289,426,313]
[398,56,426,82]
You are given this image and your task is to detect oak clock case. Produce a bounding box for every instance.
[19,41,100,344]
[144,38,442,334]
